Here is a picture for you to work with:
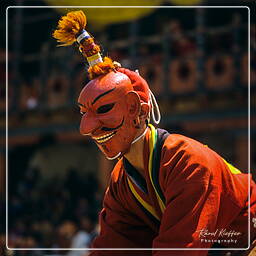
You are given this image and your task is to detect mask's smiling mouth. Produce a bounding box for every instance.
[93,131,117,144]
[92,118,124,144]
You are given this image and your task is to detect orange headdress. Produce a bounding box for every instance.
[53,10,120,80]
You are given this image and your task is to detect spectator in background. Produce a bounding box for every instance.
[168,20,196,57]
[67,216,95,256]
[57,220,77,249]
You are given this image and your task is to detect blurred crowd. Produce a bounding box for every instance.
[7,165,100,255]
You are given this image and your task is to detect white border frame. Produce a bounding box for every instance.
[6,5,251,252]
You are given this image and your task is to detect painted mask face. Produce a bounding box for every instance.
[78,71,141,159]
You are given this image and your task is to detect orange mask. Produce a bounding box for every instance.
[78,70,150,160]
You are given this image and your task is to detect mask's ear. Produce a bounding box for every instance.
[125,91,141,119]
[139,102,150,122]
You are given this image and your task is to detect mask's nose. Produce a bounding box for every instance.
[80,112,101,136]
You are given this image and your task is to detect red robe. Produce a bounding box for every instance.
[89,126,256,256]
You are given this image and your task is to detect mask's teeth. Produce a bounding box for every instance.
[94,132,116,143]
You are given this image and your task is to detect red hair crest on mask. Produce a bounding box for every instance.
[117,68,150,104]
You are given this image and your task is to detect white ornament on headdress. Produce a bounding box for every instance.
[76,30,90,44]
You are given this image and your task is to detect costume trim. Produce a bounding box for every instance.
[151,128,169,208]
[126,124,169,220]
[148,124,166,213]
[127,176,160,221]
[124,158,148,194]
[222,158,241,174]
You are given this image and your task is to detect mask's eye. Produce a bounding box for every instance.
[97,103,115,114]
[80,111,86,115]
